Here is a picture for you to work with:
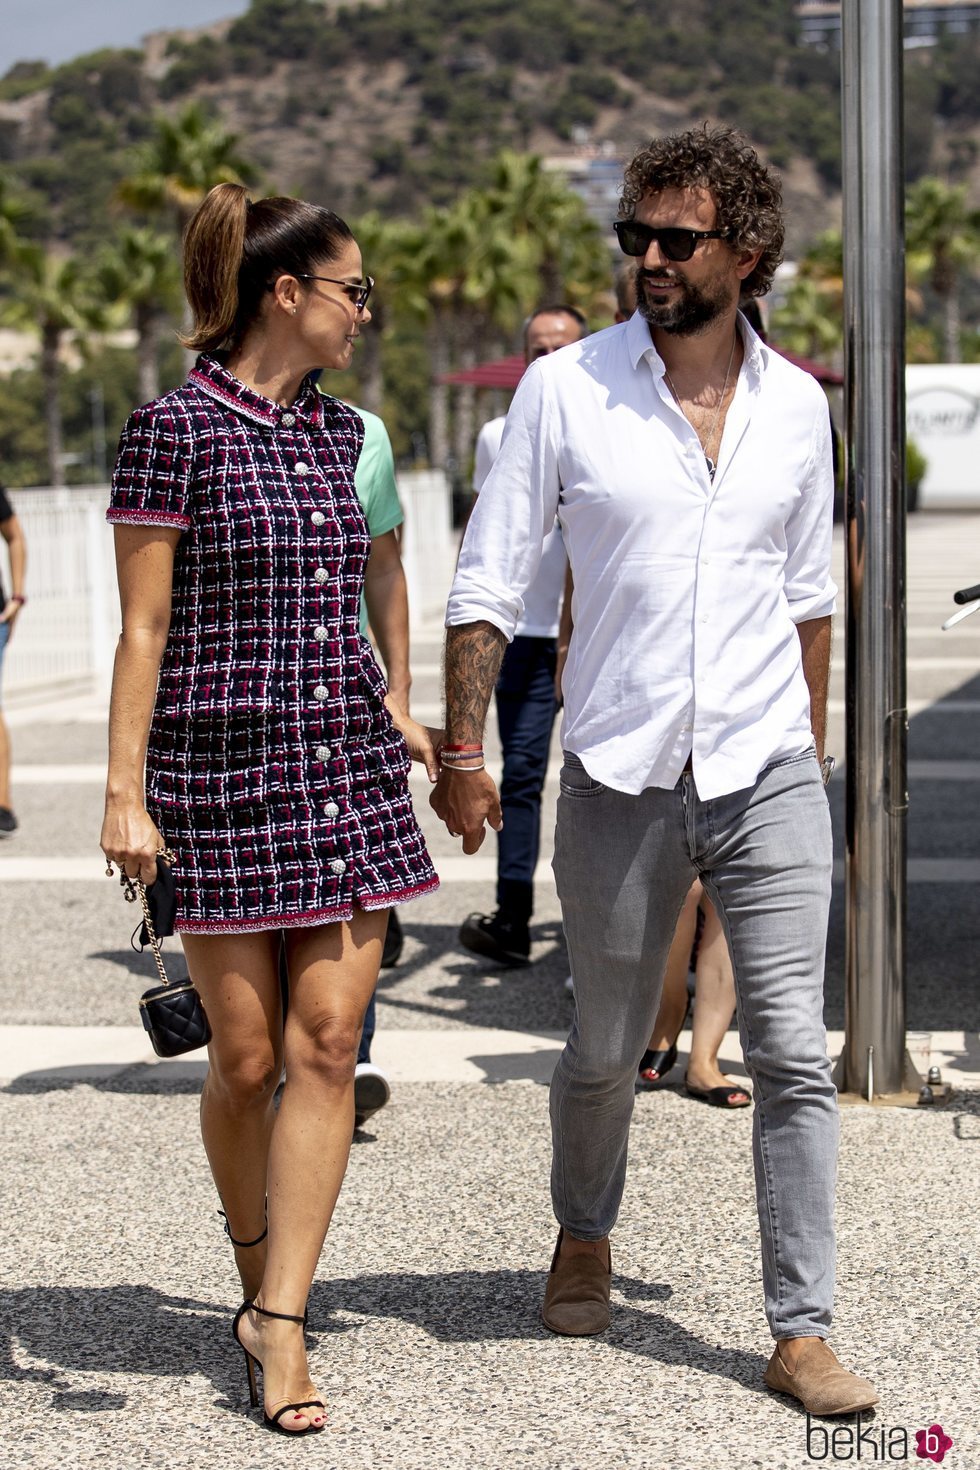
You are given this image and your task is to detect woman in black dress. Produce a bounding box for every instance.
[100,184,439,1435]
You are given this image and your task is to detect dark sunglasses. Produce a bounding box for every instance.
[613,221,729,262]
[295,273,374,311]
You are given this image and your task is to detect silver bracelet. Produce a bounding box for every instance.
[440,760,486,773]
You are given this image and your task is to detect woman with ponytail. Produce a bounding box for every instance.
[100,184,439,1436]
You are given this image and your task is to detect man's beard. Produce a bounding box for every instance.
[637,269,733,336]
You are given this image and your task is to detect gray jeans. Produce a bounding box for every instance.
[551,749,838,1340]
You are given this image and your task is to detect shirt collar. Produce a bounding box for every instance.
[188,354,326,430]
[625,306,770,385]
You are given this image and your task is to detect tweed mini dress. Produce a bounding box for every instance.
[107,355,439,933]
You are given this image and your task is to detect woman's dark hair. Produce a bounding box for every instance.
[620,124,785,299]
[181,183,354,352]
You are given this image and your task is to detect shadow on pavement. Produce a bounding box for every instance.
[0,1273,771,1408]
[3,1065,207,1096]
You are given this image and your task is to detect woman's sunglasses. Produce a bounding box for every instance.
[613,221,729,262]
[297,273,374,311]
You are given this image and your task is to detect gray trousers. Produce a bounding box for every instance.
[551,750,839,1340]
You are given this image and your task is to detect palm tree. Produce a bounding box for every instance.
[117,103,258,370]
[770,275,842,361]
[906,177,980,363]
[116,101,258,236]
[0,173,31,266]
[95,228,182,404]
[344,211,415,419]
[483,150,609,308]
[0,246,111,485]
[392,196,530,469]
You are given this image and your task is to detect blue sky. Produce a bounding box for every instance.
[2,1,250,73]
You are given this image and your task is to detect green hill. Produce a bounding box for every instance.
[2,0,977,255]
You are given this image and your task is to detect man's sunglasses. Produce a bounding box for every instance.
[296,273,374,311]
[613,221,729,262]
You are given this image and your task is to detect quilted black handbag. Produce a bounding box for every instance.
[139,975,212,1058]
[116,851,212,1058]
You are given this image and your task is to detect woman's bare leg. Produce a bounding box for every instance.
[641,878,701,1062]
[686,899,749,1100]
[182,929,283,1300]
[236,906,387,1431]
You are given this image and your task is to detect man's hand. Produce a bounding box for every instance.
[430,767,503,853]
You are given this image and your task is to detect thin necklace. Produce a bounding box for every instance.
[663,332,738,482]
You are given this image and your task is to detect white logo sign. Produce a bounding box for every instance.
[907,387,979,438]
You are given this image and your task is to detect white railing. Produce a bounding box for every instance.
[399,469,458,628]
[4,486,117,700]
[3,471,456,701]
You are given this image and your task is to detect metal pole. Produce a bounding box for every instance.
[839,0,910,1097]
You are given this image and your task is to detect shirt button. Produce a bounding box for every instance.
[314,684,328,701]
[314,567,329,584]
[314,626,329,642]
[311,511,325,527]
[330,858,347,876]
[281,412,296,428]
[315,744,331,760]
[295,462,310,475]
[701,614,709,623]
[324,801,340,818]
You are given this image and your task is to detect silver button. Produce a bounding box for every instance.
[281,412,296,427]
[314,684,328,701]
[315,744,331,760]
[314,625,329,642]
[314,567,329,584]
[295,462,309,475]
[330,858,346,876]
[311,511,325,527]
[325,801,340,817]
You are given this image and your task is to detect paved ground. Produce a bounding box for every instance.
[1,515,978,1469]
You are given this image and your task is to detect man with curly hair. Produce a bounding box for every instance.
[433,126,876,1416]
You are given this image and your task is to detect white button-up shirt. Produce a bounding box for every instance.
[446,310,837,800]
[473,415,567,639]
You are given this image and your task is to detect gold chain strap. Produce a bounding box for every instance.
[136,876,170,988]
[114,847,177,989]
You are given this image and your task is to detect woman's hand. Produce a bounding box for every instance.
[101,800,166,886]
[0,597,23,636]
[385,695,443,782]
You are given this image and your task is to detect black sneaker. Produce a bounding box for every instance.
[0,807,17,835]
[381,909,404,968]
[458,911,531,966]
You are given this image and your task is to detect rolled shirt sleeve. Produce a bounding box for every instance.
[783,399,838,624]
[446,364,562,639]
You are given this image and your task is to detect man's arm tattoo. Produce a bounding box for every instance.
[445,622,507,744]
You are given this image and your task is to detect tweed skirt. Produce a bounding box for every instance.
[148,734,439,934]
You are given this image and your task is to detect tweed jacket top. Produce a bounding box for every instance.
[106,355,438,932]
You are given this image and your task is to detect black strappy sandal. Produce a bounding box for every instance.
[218,1209,268,1251]
[221,1209,309,1331]
[232,1301,325,1436]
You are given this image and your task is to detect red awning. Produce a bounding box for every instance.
[439,355,526,388]
[438,346,843,388]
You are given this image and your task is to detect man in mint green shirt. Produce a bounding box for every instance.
[353,406,412,717]
[350,407,410,1122]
